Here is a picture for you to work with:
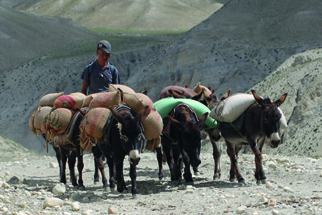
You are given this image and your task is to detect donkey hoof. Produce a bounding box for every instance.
[131,194,139,199]
[194,171,200,176]
[257,179,267,185]
[229,178,236,182]
[110,187,116,193]
[238,180,247,186]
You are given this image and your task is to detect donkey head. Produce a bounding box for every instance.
[166,112,209,168]
[252,90,287,148]
[201,88,231,110]
[109,105,149,165]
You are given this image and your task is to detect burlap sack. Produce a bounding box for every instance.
[29,109,37,135]
[32,106,53,134]
[89,91,121,109]
[39,92,64,107]
[54,94,84,110]
[43,108,75,134]
[109,84,136,94]
[141,109,163,140]
[83,94,98,107]
[79,128,93,152]
[123,93,153,115]
[145,135,161,151]
[82,107,111,139]
[69,92,86,100]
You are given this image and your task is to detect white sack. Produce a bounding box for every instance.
[210,94,255,122]
[210,93,288,129]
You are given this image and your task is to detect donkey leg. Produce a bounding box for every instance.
[163,146,176,181]
[68,150,78,186]
[59,147,68,184]
[115,155,126,193]
[249,141,266,184]
[211,138,222,180]
[181,152,193,183]
[92,146,100,183]
[105,154,115,190]
[226,142,245,184]
[76,144,84,187]
[129,164,138,195]
[92,146,108,187]
[172,148,183,182]
[155,147,164,180]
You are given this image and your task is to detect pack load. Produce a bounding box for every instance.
[52,111,82,146]
[153,97,218,129]
[29,106,53,135]
[43,108,76,138]
[54,94,85,110]
[79,108,111,152]
[39,92,64,107]
[109,84,136,94]
[209,93,287,129]
[141,109,163,140]
[79,89,163,152]
[123,93,153,116]
[88,91,121,109]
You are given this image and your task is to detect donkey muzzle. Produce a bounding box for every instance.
[269,132,281,148]
[128,150,141,165]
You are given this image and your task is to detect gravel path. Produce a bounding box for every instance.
[0,147,322,215]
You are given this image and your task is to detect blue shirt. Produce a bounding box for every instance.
[81,60,121,95]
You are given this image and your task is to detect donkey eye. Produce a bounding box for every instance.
[264,118,269,123]
[121,135,129,142]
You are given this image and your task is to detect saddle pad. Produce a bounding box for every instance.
[153,97,218,129]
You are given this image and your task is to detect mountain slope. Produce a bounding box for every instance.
[121,0,322,100]
[8,0,228,33]
[251,48,322,157]
[0,4,98,72]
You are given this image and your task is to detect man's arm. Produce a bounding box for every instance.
[81,80,88,95]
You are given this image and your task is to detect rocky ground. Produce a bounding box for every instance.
[0,139,322,215]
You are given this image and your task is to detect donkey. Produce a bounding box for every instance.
[218,90,287,184]
[94,105,149,195]
[156,103,208,182]
[56,111,85,187]
[158,85,231,179]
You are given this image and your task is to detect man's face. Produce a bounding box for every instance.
[97,49,110,64]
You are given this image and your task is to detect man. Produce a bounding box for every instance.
[81,40,121,95]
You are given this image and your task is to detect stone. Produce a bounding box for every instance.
[236,205,247,214]
[108,206,118,214]
[43,197,64,209]
[52,183,66,195]
[71,201,80,211]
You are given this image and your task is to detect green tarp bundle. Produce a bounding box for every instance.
[153,97,218,129]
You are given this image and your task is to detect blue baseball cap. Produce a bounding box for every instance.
[97,40,112,54]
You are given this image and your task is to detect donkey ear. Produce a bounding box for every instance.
[197,112,209,128]
[109,106,124,124]
[251,90,264,106]
[274,93,288,107]
[165,115,185,131]
[220,88,231,101]
[191,90,203,101]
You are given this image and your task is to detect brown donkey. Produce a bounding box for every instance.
[218,90,287,184]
